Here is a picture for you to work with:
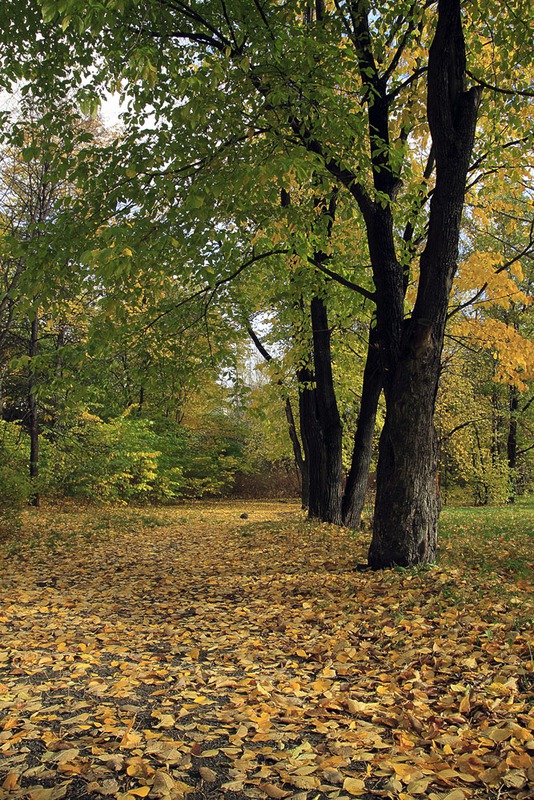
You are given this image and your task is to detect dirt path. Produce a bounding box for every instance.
[0,501,532,800]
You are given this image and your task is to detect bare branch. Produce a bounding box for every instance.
[144,248,288,330]
[466,69,534,98]
[447,282,487,320]
[308,256,376,302]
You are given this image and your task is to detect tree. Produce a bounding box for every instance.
[3,0,533,565]
[0,118,67,503]
[439,178,534,502]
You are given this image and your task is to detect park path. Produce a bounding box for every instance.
[0,501,532,800]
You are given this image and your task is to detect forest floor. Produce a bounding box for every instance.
[0,500,533,800]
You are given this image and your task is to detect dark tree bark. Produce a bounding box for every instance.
[369,0,482,567]
[307,296,343,523]
[295,299,343,524]
[507,385,519,502]
[370,320,442,566]
[298,363,321,514]
[284,394,308,505]
[342,324,381,528]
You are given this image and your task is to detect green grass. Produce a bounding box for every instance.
[439,496,534,581]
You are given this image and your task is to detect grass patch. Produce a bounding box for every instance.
[439,497,534,582]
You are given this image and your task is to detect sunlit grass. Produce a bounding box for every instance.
[439,496,534,582]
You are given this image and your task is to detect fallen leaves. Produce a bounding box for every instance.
[0,500,533,800]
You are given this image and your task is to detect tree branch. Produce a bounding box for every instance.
[159,0,232,49]
[308,255,376,302]
[447,282,487,319]
[383,4,420,84]
[466,70,534,98]
[252,0,276,40]
[144,248,287,330]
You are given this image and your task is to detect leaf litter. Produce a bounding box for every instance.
[0,500,532,800]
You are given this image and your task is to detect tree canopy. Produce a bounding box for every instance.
[0,0,533,565]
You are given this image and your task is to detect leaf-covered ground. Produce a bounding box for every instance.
[0,501,533,800]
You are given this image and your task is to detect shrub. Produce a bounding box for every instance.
[40,412,245,503]
[0,421,31,538]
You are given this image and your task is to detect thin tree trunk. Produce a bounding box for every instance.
[507,385,519,502]
[247,325,307,502]
[28,312,39,507]
[284,395,307,503]
[298,365,322,516]
[342,324,381,527]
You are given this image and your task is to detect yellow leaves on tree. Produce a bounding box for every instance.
[455,251,530,309]
[453,316,534,390]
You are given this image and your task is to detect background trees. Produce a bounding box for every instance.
[0,0,532,565]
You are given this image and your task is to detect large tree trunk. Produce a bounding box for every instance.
[342,324,381,528]
[370,321,441,566]
[369,0,482,567]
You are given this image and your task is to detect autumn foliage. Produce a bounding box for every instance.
[1,501,532,800]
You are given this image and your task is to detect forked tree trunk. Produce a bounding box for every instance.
[368,0,482,567]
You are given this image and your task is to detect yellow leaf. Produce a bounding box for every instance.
[393,764,424,783]
[126,788,150,798]
[151,771,175,794]
[288,775,319,789]
[443,791,465,800]
[457,773,477,783]
[407,778,432,795]
[259,783,291,799]
[126,757,155,778]
[312,677,332,693]
[171,781,195,794]
[199,767,217,783]
[220,780,245,792]
[2,772,19,790]
[459,694,471,713]
[342,777,366,795]
[347,699,372,714]
[321,666,336,677]
[155,714,175,728]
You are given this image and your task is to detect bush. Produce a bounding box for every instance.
[40,413,184,503]
[0,421,31,537]
[40,411,246,503]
